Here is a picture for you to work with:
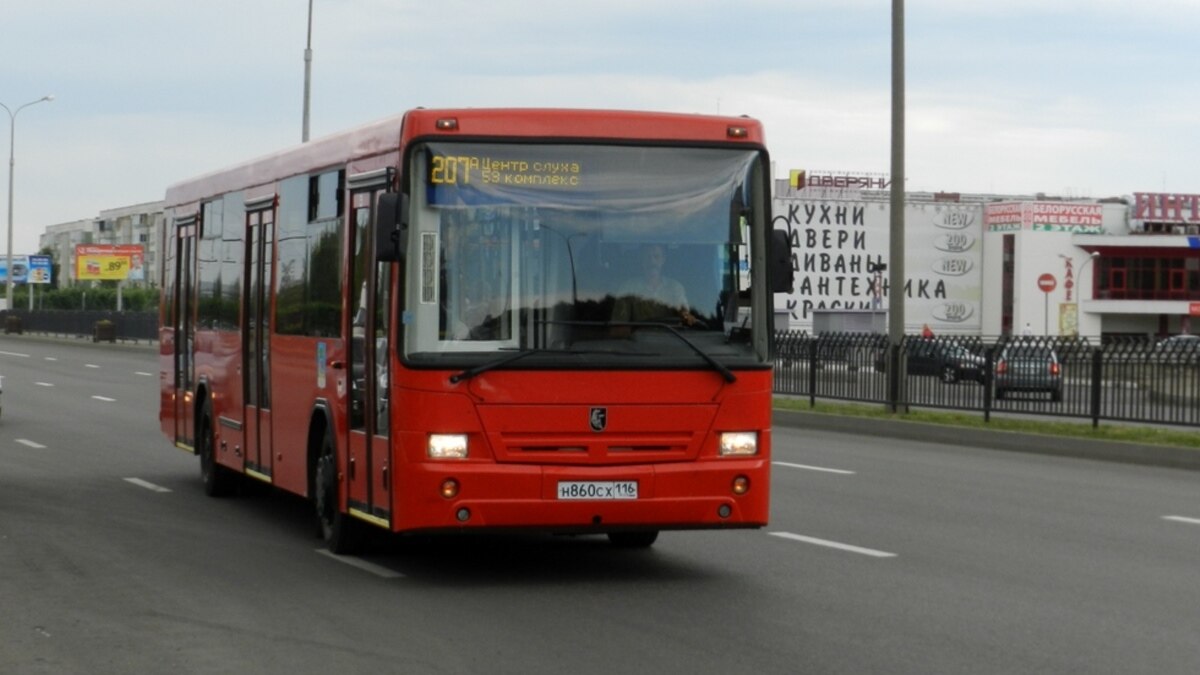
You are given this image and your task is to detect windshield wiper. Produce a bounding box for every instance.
[449,349,543,384]
[449,347,616,384]
[452,321,737,384]
[607,321,737,383]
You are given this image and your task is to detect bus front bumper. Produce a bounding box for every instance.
[397,459,770,532]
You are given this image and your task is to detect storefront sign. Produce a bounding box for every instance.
[1133,192,1200,224]
[985,202,1104,233]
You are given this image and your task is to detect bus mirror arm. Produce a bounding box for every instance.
[374,192,409,263]
[770,229,795,294]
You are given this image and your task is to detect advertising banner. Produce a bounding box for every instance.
[772,197,983,333]
[0,255,32,284]
[28,255,52,284]
[985,202,1104,234]
[75,244,145,281]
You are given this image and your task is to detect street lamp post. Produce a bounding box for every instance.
[1062,251,1100,336]
[2,94,54,310]
[1077,251,1100,334]
[302,0,314,142]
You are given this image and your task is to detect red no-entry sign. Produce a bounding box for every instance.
[1038,273,1057,293]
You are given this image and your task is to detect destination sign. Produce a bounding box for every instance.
[425,144,586,207]
[430,154,582,188]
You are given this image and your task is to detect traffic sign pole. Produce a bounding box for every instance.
[1038,273,1057,335]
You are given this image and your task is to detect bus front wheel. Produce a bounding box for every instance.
[314,430,362,554]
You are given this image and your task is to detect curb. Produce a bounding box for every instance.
[772,409,1200,472]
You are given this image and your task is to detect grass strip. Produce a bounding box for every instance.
[773,398,1200,451]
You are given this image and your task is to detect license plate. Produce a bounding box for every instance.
[557,481,638,500]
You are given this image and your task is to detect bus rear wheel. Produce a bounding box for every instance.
[314,431,362,555]
[607,531,659,548]
[199,402,235,497]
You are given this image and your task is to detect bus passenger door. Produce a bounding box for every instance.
[243,205,275,481]
[346,179,392,527]
[173,218,198,448]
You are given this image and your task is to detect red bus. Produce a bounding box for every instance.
[159,108,793,552]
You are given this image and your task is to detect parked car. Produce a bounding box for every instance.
[876,339,987,383]
[994,343,1062,401]
[1152,334,1200,365]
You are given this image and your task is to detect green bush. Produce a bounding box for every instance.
[15,284,159,311]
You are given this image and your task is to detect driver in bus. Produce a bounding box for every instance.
[611,244,697,329]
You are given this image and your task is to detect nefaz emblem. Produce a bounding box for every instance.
[589,407,608,432]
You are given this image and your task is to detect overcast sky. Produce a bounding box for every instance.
[2,0,1197,255]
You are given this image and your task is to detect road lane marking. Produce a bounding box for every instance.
[773,461,855,475]
[86,364,101,369]
[35,382,54,387]
[769,531,897,558]
[0,350,30,358]
[315,549,404,578]
[16,439,47,449]
[44,356,57,361]
[135,371,153,377]
[124,478,172,493]
[1163,515,1200,526]
[92,395,117,402]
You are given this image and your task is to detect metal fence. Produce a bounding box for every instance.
[0,309,158,343]
[2,310,1195,429]
[774,332,1200,429]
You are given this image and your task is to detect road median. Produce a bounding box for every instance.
[773,408,1200,472]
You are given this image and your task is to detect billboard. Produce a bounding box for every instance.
[984,202,1104,234]
[0,255,51,284]
[772,197,983,334]
[75,244,145,281]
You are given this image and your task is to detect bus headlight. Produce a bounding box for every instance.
[428,434,468,459]
[719,432,758,456]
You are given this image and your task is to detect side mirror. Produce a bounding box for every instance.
[374,193,409,262]
[770,229,795,294]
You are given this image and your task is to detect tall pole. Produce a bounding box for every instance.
[2,95,54,311]
[1077,252,1099,336]
[302,0,314,142]
[887,0,906,411]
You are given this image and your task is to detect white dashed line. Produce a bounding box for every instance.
[769,531,897,558]
[16,439,47,449]
[44,356,57,361]
[315,549,404,578]
[773,461,856,475]
[135,371,154,377]
[35,382,54,387]
[124,478,172,493]
[92,395,117,402]
[1163,515,1200,526]
[85,364,101,369]
[0,350,30,358]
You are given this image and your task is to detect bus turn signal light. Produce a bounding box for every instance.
[441,479,460,499]
[732,475,750,495]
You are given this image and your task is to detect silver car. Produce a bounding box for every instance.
[994,343,1063,402]
[1153,334,1200,365]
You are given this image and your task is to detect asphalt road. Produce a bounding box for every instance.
[2,337,1198,674]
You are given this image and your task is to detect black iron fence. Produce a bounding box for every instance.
[774,332,1200,429]
[2,310,1195,428]
[0,309,157,343]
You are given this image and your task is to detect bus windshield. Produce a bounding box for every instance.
[403,142,768,370]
